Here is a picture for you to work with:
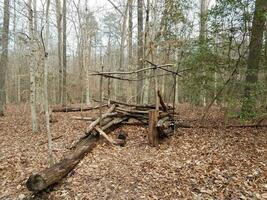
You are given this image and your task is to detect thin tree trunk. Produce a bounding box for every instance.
[128,0,133,67]
[265,24,267,106]
[44,0,54,165]
[86,38,92,105]
[137,0,144,104]
[143,0,150,104]
[241,0,267,117]
[55,0,62,104]
[199,0,208,107]
[116,1,129,101]
[62,0,67,105]
[119,2,129,71]
[28,0,38,132]
[0,0,10,116]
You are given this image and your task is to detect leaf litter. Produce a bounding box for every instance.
[0,104,266,199]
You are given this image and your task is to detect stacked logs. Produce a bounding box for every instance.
[26,100,182,193]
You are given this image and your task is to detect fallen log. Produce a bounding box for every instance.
[85,105,116,135]
[26,134,98,192]
[101,117,128,131]
[95,127,126,146]
[116,110,149,119]
[102,98,173,111]
[71,112,118,121]
[52,104,108,112]
[71,116,94,121]
[122,118,147,125]
[26,107,126,193]
[104,98,156,109]
[115,107,152,114]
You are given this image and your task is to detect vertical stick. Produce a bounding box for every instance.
[173,74,176,118]
[108,77,111,99]
[99,66,104,126]
[154,67,159,111]
[172,74,176,134]
[107,77,111,106]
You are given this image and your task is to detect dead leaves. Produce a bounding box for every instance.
[0,104,266,199]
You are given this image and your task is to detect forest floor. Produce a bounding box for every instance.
[0,104,266,200]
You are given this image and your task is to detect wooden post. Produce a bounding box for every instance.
[148,110,159,146]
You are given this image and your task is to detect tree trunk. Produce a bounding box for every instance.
[128,0,133,67]
[0,0,10,116]
[265,24,267,106]
[137,0,144,104]
[55,0,62,104]
[142,0,150,105]
[199,0,208,107]
[28,0,38,133]
[117,1,129,100]
[62,0,67,105]
[86,37,92,105]
[26,134,98,192]
[241,0,267,118]
[44,0,54,165]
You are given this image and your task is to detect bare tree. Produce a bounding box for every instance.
[28,0,38,132]
[55,0,62,104]
[142,0,150,104]
[43,0,54,165]
[0,0,10,116]
[137,0,144,104]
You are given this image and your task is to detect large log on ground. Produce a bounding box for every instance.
[26,134,98,192]
[52,104,108,112]
[26,112,127,192]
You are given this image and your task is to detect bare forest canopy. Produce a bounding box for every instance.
[0,0,266,120]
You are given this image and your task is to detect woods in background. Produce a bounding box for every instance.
[0,0,266,130]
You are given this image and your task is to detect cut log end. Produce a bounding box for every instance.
[26,174,46,192]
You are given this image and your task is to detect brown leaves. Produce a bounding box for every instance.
[0,104,266,199]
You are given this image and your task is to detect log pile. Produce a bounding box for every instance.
[26,99,181,193]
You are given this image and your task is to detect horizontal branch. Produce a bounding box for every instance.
[89,63,174,76]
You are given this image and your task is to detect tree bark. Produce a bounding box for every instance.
[199,0,208,107]
[137,0,144,104]
[26,134,98,192]
[142,0,150,104]
[62,0,67,105]
[44,0,54,165]
[52,104,108,112]
[128,0,133,67]
[26,109,127,192]
[85,104,116,135]
[0,0,10,116]
[28,0,38,133]
[241,0,267,117]
[55,0,62,104]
